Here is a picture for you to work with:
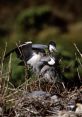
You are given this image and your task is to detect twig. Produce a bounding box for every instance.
[77,68,81,82]
[23,107,39,115]
[74,43,82,58]
[3,54,12,97]
[0,42,7,75]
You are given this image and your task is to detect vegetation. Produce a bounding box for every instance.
[0,1,82,116]
[0,44,82,116]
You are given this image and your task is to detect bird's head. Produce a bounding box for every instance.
[48,41,57,53]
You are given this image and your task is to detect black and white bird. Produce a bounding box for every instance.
[5,41,65,84]
[32,56,57,83]
[5,41,57,67]
[33,56,56,73]
[48,41,57,53]
[40,58,57,83]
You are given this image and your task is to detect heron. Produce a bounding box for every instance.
[5,41,59,83]
[5,41,57,67]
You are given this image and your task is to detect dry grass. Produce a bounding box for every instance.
[0,45,82,117]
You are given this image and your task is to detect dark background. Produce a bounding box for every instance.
[0,0,82,53]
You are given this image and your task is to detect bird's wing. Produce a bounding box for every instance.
[17,42,33,62]
[5,42,33,62]
[32,44,47,49]
[5,43,47,57]
[5,47,24,60]
[32,44,48,53]
[18,61,24,66]
[5,47,17,58]
[40,65,50,75]
[40,56,50,62]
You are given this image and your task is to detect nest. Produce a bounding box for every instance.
[0,79,82,117]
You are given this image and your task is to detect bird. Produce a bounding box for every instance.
[36,56,67,84]
[5,41,66,84]
[33,56,57,83]
[5,41,46,59]
[48,41,57,53]
[5,41,46,66]
[5,41,57,66]
[5,41,58,82]
[33,56,56,73]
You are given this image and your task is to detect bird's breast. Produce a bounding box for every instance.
[27,53,41,66]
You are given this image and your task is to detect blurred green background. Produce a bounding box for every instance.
[0,0,82,52]
[0,0,82,86]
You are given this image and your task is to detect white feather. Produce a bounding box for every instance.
[25,41,32,44]
[19,41,32,47]
[48,57,55,65]
[27,52,41,66]
[49,44,56,52]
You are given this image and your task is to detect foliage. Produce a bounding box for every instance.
[17,6,51,32]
